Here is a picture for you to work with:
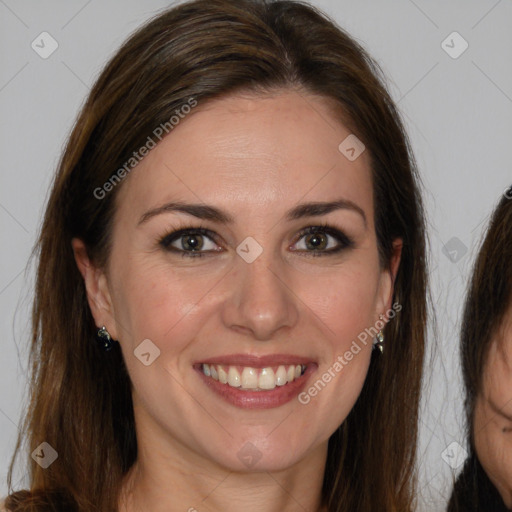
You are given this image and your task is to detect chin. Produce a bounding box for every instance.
[202,432,320,473]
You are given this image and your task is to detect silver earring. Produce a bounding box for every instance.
[373,314,385,353]
[373,330,384,353]
[96,326,116,351]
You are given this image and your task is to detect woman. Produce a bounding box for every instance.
[3,0,427,510]
[448,188,512,511]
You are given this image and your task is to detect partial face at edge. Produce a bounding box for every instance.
[78,89,400,473]
[474,306,512,508]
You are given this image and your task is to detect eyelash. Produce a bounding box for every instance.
[158,222,354,258]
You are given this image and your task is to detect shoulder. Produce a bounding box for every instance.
[0,497,7,511]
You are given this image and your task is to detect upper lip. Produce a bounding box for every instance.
[195,353,315,367]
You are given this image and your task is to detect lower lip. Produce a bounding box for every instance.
[196,365,316,409]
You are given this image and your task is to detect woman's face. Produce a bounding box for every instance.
[78,89,399,473]
[474,307,512,508]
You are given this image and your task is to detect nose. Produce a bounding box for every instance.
[220,248,299,341]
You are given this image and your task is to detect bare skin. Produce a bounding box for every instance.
[474,307,512,509]
[73,89,401,512]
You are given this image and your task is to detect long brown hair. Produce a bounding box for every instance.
[447,188,512,511]
[461,188,512,430]
[5,1,427,510]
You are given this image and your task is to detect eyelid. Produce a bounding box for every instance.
[159,226,221,253]
[158,222,354,257]
[291,223,354,253]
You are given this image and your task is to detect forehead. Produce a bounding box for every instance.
[115,89,374,224]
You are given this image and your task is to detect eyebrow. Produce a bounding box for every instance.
[138,199,367,227]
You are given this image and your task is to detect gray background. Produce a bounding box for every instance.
[1,1,511,510]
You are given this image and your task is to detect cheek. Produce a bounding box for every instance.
[109,258,210,357]
[476,428,510,474]
[109,262,211,419]
[299,265,382,343]
[294,267,379,427]
[111,253,383,377]
[474,411,512,500]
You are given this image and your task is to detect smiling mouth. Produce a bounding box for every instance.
[200,363,307,391]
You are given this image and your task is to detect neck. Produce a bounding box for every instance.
[118,426,328,512]
[120,464,327,512]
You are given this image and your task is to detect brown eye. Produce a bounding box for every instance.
[159,227,221,258]
[292,225,354,256]
[304,232,329,250]
[178,233,205,251]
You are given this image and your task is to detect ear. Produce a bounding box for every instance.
[71,238,118,340]
[376,238,403,316]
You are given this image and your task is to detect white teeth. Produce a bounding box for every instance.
[259,368,276,390]
[228,366,241,387]
[201,363,307,390]
[218,366,228,384]
[275,365,287,386]
[241,367,258,389]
